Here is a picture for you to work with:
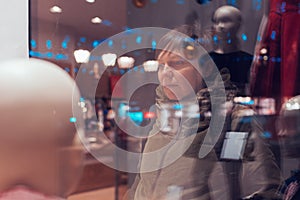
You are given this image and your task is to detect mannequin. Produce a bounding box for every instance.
[209,5,253,96]
[0,59,84,199]
[209,6,282,200]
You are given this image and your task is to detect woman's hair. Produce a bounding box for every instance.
[156,24,211,61]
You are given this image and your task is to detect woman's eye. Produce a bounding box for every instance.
[169,60,185,68]
[158,60,189,71]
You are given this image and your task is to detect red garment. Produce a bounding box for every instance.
[0,186,65,200]
[250,0,300,104]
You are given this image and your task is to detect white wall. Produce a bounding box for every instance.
[0,0,28,61]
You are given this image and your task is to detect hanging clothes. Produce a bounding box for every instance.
[250,0,300,105]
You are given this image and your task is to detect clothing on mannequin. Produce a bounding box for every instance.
[250,0,300,105]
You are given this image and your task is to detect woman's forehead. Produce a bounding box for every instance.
[157,51,183,61]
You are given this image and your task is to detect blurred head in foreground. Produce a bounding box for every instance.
[0,58,84,198]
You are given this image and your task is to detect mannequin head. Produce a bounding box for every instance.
[0,58,84,197]
[212,5,242,40]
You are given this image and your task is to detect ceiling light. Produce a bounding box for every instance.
[102,53,117,67]
[86,0,96,3]
[49,5,62,13]
[117,56,135,69]
[133,0,147,8]
[143,60,159,72]
[74,49,90,63]
[91,17,102,24]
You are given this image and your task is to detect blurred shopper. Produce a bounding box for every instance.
[129,24,281,200]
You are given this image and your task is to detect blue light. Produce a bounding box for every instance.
[29,50,42,58]
[46,52,53,58]
[69,117,77,123]
[213,35,218,42]
[241,100,255,105]
[276,57,281,62]
[124,26,133,34]
[257,35,262,42]
[65,67,70,72]
[136,36,142,44]
[127,112,143,125]
[262,131,272,139]
[184,37,194,43]
[55,54,68,60]
[173,104,183,110]
[134,66,139,72]
[89,55,102,61]
[198,37,204,44]
[140,67,145,73]
[271,31,276,40]
[271,57,276,62]
[152,40,156,50]
[241,117,252,123]
[108,40,113,47]
[252,0,262,11]
[31,39,37,49]
[281,2,286,13]
[64,36,70,42]
[227,39,231,44]
[241,33,248,41]
[118,103,127,118]
[176,0,185,5]
[102,20,112,26]
[80,37,86,43]
[80,97,85,102]
[29,50,35,57]
[227,0,236,6]
[62,41,68,49]
[93,40,100,48]
[120,69,125,74]
[113,67,118,73]
[46,40,52,49]
[81,68,87,73]
[150,0,158,3]
[74,67,79,73]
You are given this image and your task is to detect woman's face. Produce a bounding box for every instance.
[157,51,202,100]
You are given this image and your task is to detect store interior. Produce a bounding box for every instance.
[1,0,300,199]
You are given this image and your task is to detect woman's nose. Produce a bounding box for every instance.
[161,64,173,78]
[216,22,225,30]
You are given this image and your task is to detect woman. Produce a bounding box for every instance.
[131,25,281,200]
